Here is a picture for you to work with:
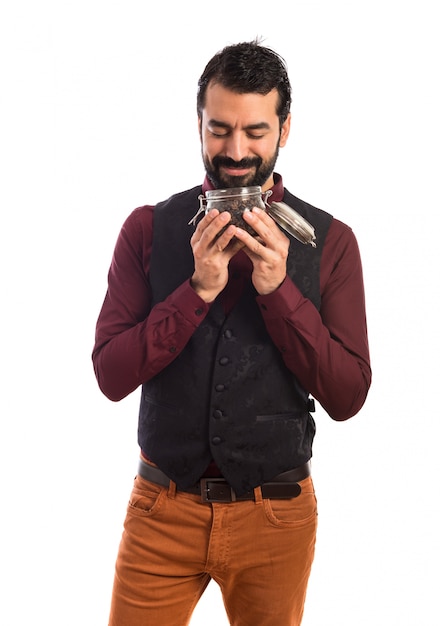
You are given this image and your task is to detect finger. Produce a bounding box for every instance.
[204,211,232,243]
[192,210,224,243]
[192,214,236,256]
[245,208,291,249]
[195,208,220,235]
[215,226,244,255]
[234,227,268,256]
[242,208,277,239]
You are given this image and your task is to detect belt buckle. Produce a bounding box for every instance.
[200,477,237,503]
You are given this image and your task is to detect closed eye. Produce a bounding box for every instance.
[209,130,230,138]
[209,130,266,140]
[246,133,265,139]
[207,119,270,140]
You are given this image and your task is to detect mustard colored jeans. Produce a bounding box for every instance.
[108,473,317,626]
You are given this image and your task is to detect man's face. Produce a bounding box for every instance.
[199,82,290,191]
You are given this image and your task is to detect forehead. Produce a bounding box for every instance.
[203,83,280,125]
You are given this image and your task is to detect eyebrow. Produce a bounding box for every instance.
[208,119,271,131]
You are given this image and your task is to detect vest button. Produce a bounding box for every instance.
[211,436,222,445]
[213,409,223,419]
[224,329,233,339]
[215,383,225,392]
[219,356,229,366]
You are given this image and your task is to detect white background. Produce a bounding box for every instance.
[1,1,439,624]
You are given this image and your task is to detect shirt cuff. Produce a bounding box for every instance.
[256,277,303,318]
[167,279,211,322]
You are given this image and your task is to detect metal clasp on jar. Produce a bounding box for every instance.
[187,195,210,226]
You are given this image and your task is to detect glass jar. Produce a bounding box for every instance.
[200,186,272,235]
[189,186,316,246]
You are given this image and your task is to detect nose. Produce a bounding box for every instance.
[224,132,248,162]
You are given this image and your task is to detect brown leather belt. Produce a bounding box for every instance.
[137,458,311,503]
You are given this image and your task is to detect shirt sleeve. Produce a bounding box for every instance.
[92,206,210,401]
[256,219,372,421]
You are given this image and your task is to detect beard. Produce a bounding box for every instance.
[202,141,280,189]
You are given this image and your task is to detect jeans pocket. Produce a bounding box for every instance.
[127,475,166,518]
[263,477,318,527]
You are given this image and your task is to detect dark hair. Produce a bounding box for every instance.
[197,40,291,126]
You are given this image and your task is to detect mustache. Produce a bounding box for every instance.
[212,156,262,169]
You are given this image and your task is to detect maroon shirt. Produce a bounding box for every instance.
[92,174,371,422]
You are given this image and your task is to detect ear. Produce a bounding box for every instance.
[279,113,291,147]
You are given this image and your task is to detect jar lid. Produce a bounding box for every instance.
[267,201,316,247]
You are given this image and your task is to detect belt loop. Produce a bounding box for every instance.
[167,480,177,499]
[254,485,263,504]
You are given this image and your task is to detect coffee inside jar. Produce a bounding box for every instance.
[204,186,268,236]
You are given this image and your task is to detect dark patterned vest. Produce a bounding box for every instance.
[138,185,333,495]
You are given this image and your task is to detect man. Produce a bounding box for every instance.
[92,41,371,626]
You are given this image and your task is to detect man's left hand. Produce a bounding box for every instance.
[233,207,290,295]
